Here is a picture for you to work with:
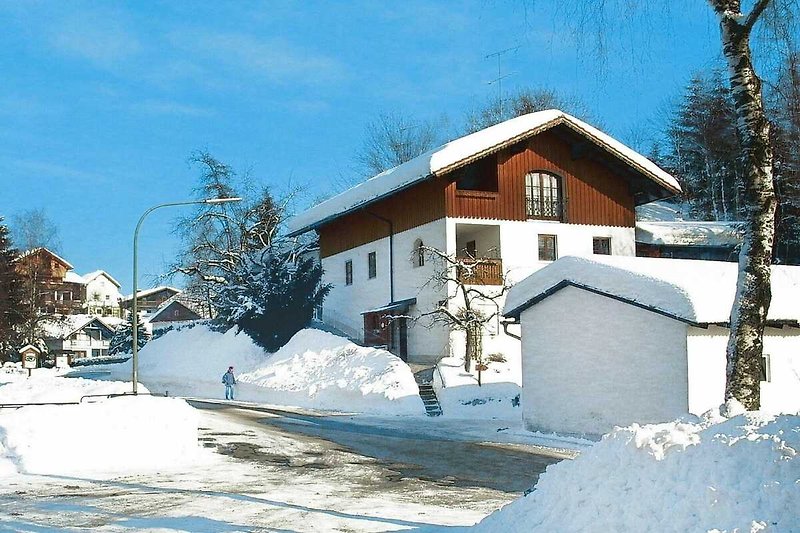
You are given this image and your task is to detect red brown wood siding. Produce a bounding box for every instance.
[319,129,636,258]
[444,130,635,227]
[319,176,447,258]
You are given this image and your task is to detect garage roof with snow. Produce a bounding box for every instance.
[504,256,800,326]
[287,110,682,236]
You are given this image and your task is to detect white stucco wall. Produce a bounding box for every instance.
[85,275,122,312]
[519,286,689,436]
[320,218,450,362]
[687,325,800,415]
[445,218,636,372]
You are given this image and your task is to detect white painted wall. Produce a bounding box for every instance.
[519,286,689,435]
[85,274,122,314]
[320,218,450,362]
[687,325,800,415]
[445,218,636,375]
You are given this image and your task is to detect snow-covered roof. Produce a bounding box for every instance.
[82,270,121,287]
[16,247,74,269]
[635,200,688,222]
[504,256,800,325]
[636,221,743,247]
[287,110,682,236]
[41,315,119,339]
[121,286,181,302]
[64,271,87,284]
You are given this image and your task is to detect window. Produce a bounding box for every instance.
[368,252,377,279]
[525,171,561,220]
[593,237,611,255]
[538,234,557,261]
[761,354,771,382]
[414,239,425,267]
[455,157,498,192]
[345,260,353,286]
[92,349,101,357]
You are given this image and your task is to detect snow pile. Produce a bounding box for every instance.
[475,411,800,532]
[0,369,137,404]
[0,396,208,477]
[238,329,422,415]
[104,326,423,415]
[434,354,521,420]
[504,255,800,324]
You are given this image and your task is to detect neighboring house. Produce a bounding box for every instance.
[120,286,181,318]
[82,270,123,317]
[42,315,120,360]
[635,200,742,261]
[15,248,87,315]
[287,110,681,364]
[146,291,212,333]
[504,256,800,436]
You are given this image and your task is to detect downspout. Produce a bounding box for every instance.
[501,319,521,341]
[367,212,394,303]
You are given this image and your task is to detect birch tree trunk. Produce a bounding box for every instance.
[709,0,776,410]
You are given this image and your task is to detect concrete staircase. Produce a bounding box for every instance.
[411,365,443,417]
[418,383,443,416]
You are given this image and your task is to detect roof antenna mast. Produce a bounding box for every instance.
[486,45,520,119]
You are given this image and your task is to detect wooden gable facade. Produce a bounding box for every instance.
[319,126,650,259]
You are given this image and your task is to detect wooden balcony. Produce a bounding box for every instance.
[456,258,503,285]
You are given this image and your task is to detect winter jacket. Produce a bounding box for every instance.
[222,371,236,385]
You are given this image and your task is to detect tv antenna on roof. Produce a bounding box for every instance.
[486,45,521,118]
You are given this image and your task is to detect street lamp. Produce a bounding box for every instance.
[131,197,242,394]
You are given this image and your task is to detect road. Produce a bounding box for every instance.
[0,400,564,532]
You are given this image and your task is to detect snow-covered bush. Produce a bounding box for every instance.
[474,410,800,532]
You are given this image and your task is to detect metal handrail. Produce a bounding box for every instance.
[0,391,169,410]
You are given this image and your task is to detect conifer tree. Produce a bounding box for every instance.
[108,317,150,356]
[0,217,25,361]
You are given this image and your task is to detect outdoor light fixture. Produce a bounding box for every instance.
[131,197,242,394]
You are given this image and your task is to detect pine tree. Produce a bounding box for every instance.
[0,217,25,361]
[108,317,150,356]
[213,246,331,352]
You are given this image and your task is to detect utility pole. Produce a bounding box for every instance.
[486,45,520,119]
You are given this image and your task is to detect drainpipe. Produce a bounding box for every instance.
[501,319,521,341]
[367,212,394,303]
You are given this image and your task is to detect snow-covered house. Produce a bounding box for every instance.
[121,286,181,319]
[14,247,87,315]
[504,256,800,435]
[146,291,212,334]
[43,315,121,360]
[82,270,123,318]
[287,110,681,365]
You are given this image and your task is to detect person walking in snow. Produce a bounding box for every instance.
[222,366,236,400]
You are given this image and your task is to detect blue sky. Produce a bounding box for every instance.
[0,1,725,293]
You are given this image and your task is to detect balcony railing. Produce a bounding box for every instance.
[456,258,503,285]
[526,197,561,220]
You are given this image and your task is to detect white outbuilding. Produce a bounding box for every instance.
[504,256,800,436]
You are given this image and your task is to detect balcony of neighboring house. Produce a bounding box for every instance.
[455,223,503,285]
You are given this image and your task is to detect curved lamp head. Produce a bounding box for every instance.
[204,197,242,204]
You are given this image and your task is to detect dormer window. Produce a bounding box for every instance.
[525,171,561,220]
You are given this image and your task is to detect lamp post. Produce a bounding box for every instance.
[131,197,242,394]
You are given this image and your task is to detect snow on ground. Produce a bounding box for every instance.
[98,326,424,416]
[0,369,212,479]
[474,408,800,532]
[434,352,522,420]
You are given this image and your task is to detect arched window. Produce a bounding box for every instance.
[413,239,425,267]
[525,171,561,220]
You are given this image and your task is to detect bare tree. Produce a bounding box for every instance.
[537,0,796,410]
[10,208,61,253]
[463,86,595,134]
[356,112,444,177]
[417,246,511,385]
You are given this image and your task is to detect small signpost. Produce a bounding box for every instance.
[19,345,41,377]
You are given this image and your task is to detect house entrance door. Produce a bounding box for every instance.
[389,317,408,362]
[364,312,408,361]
